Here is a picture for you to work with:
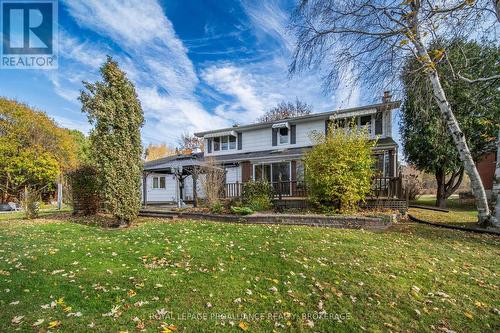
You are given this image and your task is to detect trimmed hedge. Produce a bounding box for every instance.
[67,165,100,215]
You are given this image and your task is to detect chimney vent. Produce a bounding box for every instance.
[382,91,392,103]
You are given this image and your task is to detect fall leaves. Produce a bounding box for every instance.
[0,217,499,331]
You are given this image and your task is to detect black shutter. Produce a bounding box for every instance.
[388,150,394,177]
[375,112,383,135]
[207,138,212,153]
[237,132,242,150]
[290,125,296,144]
[325,120,330,135]
[272,128,278,146]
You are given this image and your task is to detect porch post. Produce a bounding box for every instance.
[142,173,148,207]
[192,170,198,207]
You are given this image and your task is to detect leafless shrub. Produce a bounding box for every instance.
[200,157,225,206]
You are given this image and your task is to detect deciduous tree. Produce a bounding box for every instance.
[0,98,79,202]
[177,133,204,153]
[289,0,499,225]
[144,143,176,161]
[400,39,499,208]
[258,99,312,123]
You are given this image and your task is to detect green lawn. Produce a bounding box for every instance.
[0,213,499,332]
[411,194,476,211]
[409,195,492,228]
[408,208,479,227]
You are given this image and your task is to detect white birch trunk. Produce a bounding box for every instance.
[412,37,492,225]
[492,129,500,226]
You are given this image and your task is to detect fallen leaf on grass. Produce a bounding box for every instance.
[239,321,249,331]
[48,320,61,329]
[11,316,24,324]
[32,319,44,326]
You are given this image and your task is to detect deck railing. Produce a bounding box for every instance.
[370,176,402,199]
[223,176,401,200]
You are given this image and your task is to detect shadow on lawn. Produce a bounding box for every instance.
[387,222,500,248]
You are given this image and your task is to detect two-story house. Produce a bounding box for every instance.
[142,93,400,205]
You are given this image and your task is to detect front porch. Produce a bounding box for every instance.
[223,176,403,200]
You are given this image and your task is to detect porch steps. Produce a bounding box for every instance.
[139,210,178,219]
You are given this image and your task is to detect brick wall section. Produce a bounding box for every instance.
[241,161,252,182]
[476,153,496,190]
[139,210,393,230]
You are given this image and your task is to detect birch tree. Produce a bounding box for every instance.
[289,0,499,225]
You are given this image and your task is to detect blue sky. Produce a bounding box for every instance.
[0,0,391,147]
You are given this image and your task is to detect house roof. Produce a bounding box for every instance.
[209,137,397,163]
[194,101,401,137]
[143,153,203,171]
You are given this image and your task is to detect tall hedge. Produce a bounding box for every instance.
[79,56,144,225]
[68,165,100,216]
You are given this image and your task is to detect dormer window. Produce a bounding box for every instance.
[279,127,289,145]
[272,122,290,146]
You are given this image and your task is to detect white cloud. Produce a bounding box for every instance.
[241,0,294,53]
[51,0,364,146]
[201,65,264,121]
[200,1,363,122]
[52,0,230,145]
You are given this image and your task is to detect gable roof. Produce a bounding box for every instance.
[194,101,400,137]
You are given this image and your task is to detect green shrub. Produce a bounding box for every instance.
[230,206,254,215]
[210,202,224,214]
[241,181,273,211]
[305,123,375,213]
[67,165,100,216]
[21,186,40,219]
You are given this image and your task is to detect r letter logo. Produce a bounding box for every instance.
[1,0,58,69]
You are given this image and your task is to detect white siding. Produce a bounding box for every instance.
[205,119,325,157]
[183,175,206,200]
[144,173,177,203]
[204,111,394,157]
[225,165,241,183]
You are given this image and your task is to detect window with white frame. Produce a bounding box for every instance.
[278,127,289,145]
[213,135,237,151]
[152,176,166,189]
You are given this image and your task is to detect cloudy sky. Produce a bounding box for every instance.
[0,0,390,147]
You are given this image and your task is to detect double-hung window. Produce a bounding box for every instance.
[278,127,289,145]
[152,176,166,189]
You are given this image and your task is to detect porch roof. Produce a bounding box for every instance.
[211,137,397,163]
[144,153,204,172]
[211,146,312,163]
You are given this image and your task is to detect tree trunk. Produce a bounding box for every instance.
[412,38,492,226]
[435,168,447,208]
[492,129,500,226]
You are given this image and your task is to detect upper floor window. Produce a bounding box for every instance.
[213,135,237,151]
[152,176,166,189]
[360,115,372,134]
[278,127,289,145]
